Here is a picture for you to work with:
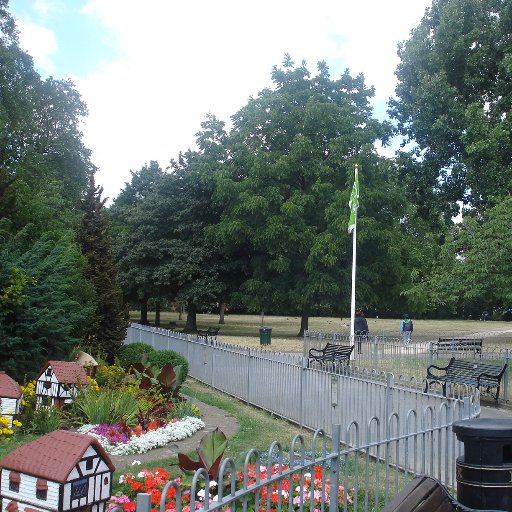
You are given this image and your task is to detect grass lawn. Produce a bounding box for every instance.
[130,312,512,352]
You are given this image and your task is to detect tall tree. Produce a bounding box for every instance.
[405,197,512,317]
[76,176,128,362]
[213,56,404,332]
[0,0,97,378]
[110,161,166,324]
[0,234,94,380]
[389,0,512,216]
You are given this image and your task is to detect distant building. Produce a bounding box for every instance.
[0,430,115,512]
[36,362,89,408]
[0,372,22,427]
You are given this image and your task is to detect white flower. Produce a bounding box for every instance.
[84,417,206,456]
[131,460,142,466]
[119,475,126,484]
[197,489,206,501]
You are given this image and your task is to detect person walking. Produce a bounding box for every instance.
[354,309,369,354]
[400,314,413,345]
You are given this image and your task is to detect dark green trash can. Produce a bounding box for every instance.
[259,327,272,345]
[453,418,512,511]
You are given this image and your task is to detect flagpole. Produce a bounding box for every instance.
[350,211,357,345]
[348,164,359,349]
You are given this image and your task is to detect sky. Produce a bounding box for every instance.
[10,0,432,202]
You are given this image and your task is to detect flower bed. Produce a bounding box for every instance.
[109,462,354,512]
[78,416,205,455]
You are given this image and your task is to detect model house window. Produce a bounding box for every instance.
[44,381,51,390]
[71,478,88,500]
[9,472,20,492]
[40,396,49,406]
[36,479,48,500]
[46,368,52,376]
[86,458,93,470]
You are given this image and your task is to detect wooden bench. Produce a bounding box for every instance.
[425,357,507,401]
[382,475,502,512]
[431,338,483,357]
[197,327,220,341]
[308,343,354,366]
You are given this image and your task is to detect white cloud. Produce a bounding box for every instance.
[16,19,57,75]
[17,0,432,201]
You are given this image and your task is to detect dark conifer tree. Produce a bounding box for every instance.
[77,176,128,362]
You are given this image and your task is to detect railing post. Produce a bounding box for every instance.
[136,493,151,512]
[246,348,252,405]
[300,357,308,428]
[428,342,433,366]
[503,349,509,400]
[385,373,394,431]
[373,335,378,371]
[330,424,341,512]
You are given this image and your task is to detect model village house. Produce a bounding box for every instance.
[36,362,89,408]
[0,372,22,428]
[0,430,115,512]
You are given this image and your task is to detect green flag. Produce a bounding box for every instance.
[348,166,359,234]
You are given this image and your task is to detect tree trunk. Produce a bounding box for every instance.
[178,303,184,320]
[140,297,149,325]
[155,300,161,326]
[184,302,198,332]
[219,302,226,324]
[298,311,309,336]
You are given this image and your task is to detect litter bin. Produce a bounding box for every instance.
[453,418,512,511]
[259,327,272,346]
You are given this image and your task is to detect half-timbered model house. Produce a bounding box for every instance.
[36,362,89,408]
[0,430,115,512]
[0,372,22,427]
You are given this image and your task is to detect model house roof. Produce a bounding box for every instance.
[0,372,22,399]
[0,430,115,482]
[38,361,89,386]
[74,351,99,368]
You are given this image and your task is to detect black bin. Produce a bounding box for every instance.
[259,327,272,345]
[453,418,512,511]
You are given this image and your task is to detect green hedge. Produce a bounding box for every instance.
[147,350,189,382]
[116,342,155,368]
[117,343,188,382]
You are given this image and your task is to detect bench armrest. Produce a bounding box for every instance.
[426,361,452,379]
[309,347,325,357]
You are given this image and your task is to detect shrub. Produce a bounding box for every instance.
[71,387,139,426]
[29,407,61,434]
[116,343,155,369]
[146,350,188,382]
[95,364,126,387]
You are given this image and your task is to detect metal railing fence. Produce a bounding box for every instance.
[305,331,510,402]
[115,405,472,512]
[123,324,481,511]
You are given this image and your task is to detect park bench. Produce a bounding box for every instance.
[425,357,507,401]
[197,327,220,342]
[382,475,502,512]
[308,343,354,366]
[431,337,483,357]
